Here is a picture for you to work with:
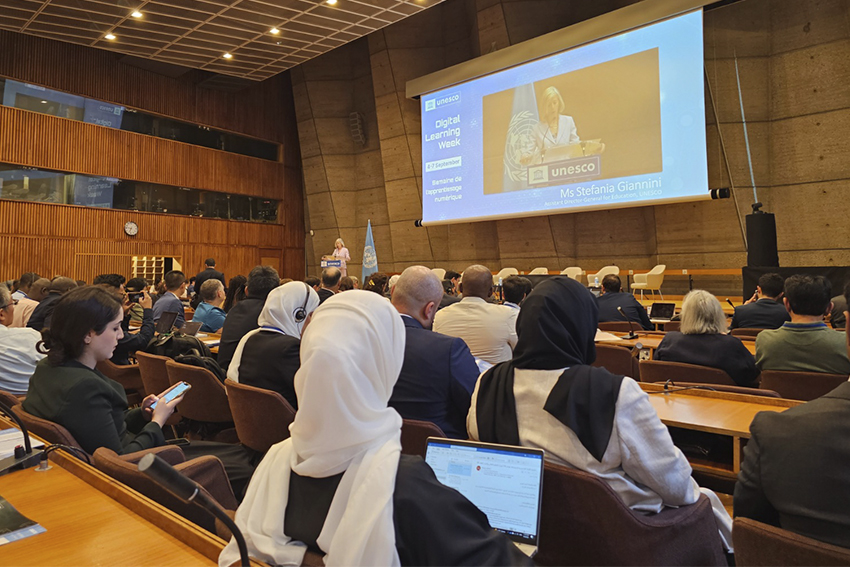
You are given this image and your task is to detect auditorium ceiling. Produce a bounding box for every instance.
[0,0,445,81]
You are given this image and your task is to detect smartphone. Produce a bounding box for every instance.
[127,292,142,303]
[152,381,191,409]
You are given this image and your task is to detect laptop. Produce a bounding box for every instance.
[181,321,202,336]
[649,302,676,323]
[424,437,544,557]
[154,311,179,334]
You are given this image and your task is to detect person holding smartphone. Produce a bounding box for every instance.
[110,285,155,365]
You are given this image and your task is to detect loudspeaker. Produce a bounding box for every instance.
[746,213,779,267]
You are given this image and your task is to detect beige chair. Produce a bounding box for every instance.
[529,267,549,275]
[632,264,666,300]
[733,517,850,566]
[560,267,583,283]
[587,266,619,286]
[431,268,446,280]
[493,267,518,285]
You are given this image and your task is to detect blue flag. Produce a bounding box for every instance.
[502,83,540,192]
[361,219,378,282]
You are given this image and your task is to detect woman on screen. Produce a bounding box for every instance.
[332,238,351,277]
[520,86,579,165]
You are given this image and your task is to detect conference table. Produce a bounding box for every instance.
[0,418,255,566]
[595,332,758,357]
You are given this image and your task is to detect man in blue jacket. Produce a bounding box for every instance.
[389,266,480,439]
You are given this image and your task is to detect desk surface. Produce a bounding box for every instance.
[597,333,757,355]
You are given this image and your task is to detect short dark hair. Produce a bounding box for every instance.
[125,278,148,292]
[305,276,320,289]
[442,279,455,295]
[205,258,216,267]
[758,273,785,298]
[223,275,247,312]
[164,270,186,291]
[503,275,532,304]
[784,274,831,316]
[93,273,126,289]
[363,273,390,295]
[40,286,122,365]
[601,274,621,294]
[445,270,461,281]
[246,266,280,299]
[17,272,39,290]
[321,267,342,288]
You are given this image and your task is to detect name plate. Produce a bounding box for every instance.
[321,259,343,268]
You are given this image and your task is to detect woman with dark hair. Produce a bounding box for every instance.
[223,275,247,313]
[23,286,180,454]
[362,272,390,297]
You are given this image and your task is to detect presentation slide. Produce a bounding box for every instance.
[419,10,708,225]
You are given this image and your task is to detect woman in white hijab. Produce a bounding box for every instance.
[226,281,319,409]
[220,290,530,567]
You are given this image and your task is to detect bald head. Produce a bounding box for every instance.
[30,278,52,301]
[459,264,493,299]
[392,266,444,328]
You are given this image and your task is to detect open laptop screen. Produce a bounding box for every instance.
[425,438,544,546]
[649,302,676,320]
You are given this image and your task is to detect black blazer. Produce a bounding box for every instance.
[317,288,335,305]
[731,298,790,330]
[217,297,265,371]
[388,317,480,439]
[596,292,653,330]
[735,381,850,548]
[195,267,226,293]
[654,331,760,387]
[111,308,154,365]
[235,331,300,410]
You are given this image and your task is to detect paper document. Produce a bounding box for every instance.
[0,429,44,461]
[595,329,624,342]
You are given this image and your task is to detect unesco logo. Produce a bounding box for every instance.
[425,99,436,111]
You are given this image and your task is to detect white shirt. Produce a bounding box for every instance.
[0,324,45,396]
[433,297,518,365]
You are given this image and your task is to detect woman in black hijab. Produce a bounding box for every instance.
[468,277,724,518]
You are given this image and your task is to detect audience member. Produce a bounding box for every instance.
[318,267,342,304]
[348,275,360,289]
[755,274,850,374]
[654,290,760,387]
[304,276,320,293]
[93,273,126,291]
[11,277,50,328]
[389,267,480,439]
[731,273,790,329]
[11,272,39,302]
[218,266,280,371]
[735,281,850,547]
[186,276,196,297]
[111,288,154,366]
[362,272,390,297]
[124,278,148,323]
[433,265,517,364]
[829,292,847,329]
[439,278,460,310]
[445,270,461,294]
[195,258,226,294]
[502,275,532,310]
[338,276,355,292]
[219,290,530,567]
[223,275,247,313]
[226,282,319,410]
[467,276,732,546]
[596,274,652,330]
[0,285,44,396]
[28,277,78,331]
[388,274,400,295]
[193,279,227,333]
[150,270,187,329]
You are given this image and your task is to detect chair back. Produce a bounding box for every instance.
[668,382,781,398]
[529,267,549,275]
[592,344,640,380]
[638,359,737,386]
[224,379,294,453]
[165,360,232,423]
[12,404,85,451]
[536,461,725,566]
[96,359,145,406]
[759,370,848,401]
[430,268,446,280]
[400,419,446,458]
[588,265,620,283]
[731,328,767,337]
[597,321,634,333]
[136,351,173,397]
[560,267,583,282]
[493,267,519,285]
[644,264,666,287]
[661,320,681,332]
[733,517,850,566]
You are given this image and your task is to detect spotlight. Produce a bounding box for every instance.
[131,11,143,18]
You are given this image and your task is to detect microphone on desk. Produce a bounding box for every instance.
[726,298,736,309]
[0,399,44,475]
[617,306,639,340]
[138,453,250,567]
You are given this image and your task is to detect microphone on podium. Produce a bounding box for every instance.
[617,306,639,340]
[138,453,250,567]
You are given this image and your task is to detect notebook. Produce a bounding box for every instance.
[155,311,179,334]
[649,302,676,322]
[424,437,544,557]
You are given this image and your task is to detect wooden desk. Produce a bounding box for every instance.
[640,383,801,479]
[199,332,221,355]
[597,332,757,356]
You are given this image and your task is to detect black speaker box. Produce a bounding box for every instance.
[746,213,779,267]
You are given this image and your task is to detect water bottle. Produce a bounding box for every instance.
[594,276,599,287]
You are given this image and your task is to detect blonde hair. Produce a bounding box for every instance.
[541,86,565,116]
[680,289,727,335]
[335,238,345,248]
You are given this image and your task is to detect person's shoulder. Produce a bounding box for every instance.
[394,454,441,498]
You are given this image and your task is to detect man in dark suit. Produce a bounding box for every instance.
[389,266,480,439]
[731,272,790,329]
[317,267,341,304]
[735,295,850,547]
[596,275,652,330]
[195,258,226,294]
[217,265,279,371]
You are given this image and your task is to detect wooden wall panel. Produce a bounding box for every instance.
[0,107,285,198]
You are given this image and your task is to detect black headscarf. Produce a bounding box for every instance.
[475,277,624,462]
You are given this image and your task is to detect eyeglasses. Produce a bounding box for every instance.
[0,299,18,309]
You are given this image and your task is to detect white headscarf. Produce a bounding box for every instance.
[219,290,406,567]
[226,281,319,383]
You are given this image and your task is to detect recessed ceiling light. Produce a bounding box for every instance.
[131,11,143,18]
[326,0,337,5]
[40,100,47,104]
[270,27,280,34]
[223,53,233,59]
[105,33,116,40]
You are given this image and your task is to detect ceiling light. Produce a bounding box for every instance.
[326,0,337,5]
[223,53,233,59]
[105,33,116,40]
[131,11,143,18]
[40,100,47,104]
[270,27,280,34]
